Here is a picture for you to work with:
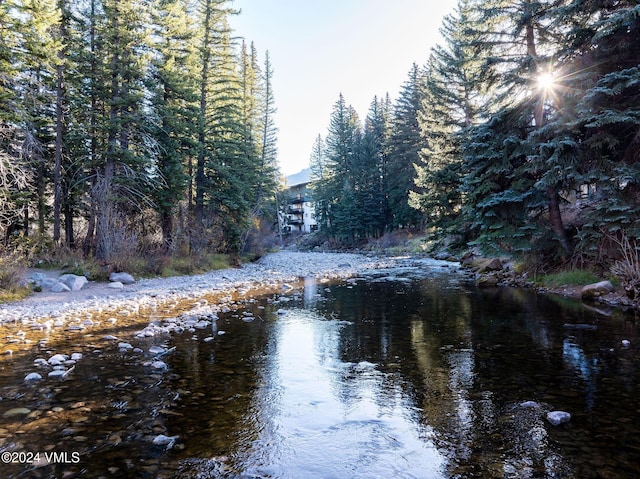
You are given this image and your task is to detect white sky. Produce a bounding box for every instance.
[229,0,459,176]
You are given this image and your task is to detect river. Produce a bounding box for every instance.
[1,259,639,478]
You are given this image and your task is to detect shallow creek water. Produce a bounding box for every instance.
[1,262,639,478]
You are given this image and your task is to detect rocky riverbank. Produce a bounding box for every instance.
[0,252,397,324]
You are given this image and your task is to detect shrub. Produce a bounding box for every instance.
[610,232,640,301]
[0,252,30,303]
[540,269,600,287]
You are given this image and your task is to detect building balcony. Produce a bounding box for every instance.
[291,197,305,204]
[287,207,304,215]
[287,218,304,226]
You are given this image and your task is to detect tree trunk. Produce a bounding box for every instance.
[160,207,173,252]
[547,187,572,254]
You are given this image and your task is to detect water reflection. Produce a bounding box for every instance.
[236,310,444,479]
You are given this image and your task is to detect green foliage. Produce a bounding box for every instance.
[0,251,30,303]
[539,270,601,287]
[0,0,276,263]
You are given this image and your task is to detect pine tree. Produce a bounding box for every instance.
[316,94,362,242]
[309,134,330,231]
[149,0,197,250]
[387,64,426,229]
[0,0,32,231]
[94,0,154,261]
[459,0,574,257]
[411,1,485,243]
[360,96,391,237]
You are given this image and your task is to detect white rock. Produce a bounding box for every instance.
[108,281,124,289]
[71,353,83,361]
[150,361,168,370]
[24,372,43,381]
[48,354,68,365]
[622,339,631,347]
[118,342,133,350]
[59,274,88,291]
[51,282,71,293]
[48,369,68,378]
[152,434,177,446]
[110,272,135,285]
[547,411,571,426]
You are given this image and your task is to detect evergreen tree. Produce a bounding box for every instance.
[411,0,485,243]
[315,94,362,242]
[149,0,197,250]
[359,96,391,237]
[459,0,574,257]
[387,64,426,229]
[0,0,32,231]
[309,134,329,230]
[93,0,155,261]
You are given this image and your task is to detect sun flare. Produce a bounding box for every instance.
[537,71,556,91]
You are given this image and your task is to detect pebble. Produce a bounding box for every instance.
[3,407,31,417]
[547,411,571,426]
[1,252,387,324]
[24,372,43,381]
[150,361,168,370]
[152,434,178,446]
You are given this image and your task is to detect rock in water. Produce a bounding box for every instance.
[547,410,571,426]
[24,372,43,382]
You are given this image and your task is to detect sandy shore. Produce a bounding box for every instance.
[0,251,391,324]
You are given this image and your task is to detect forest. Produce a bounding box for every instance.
[0,0,278,282]
[310,0,640,289]
[1,0,640,298]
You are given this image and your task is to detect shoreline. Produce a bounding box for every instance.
[0,251,393,324]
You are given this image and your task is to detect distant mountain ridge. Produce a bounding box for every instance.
[285,168,311,187]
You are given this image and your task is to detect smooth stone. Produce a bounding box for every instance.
[51,282,71,293]
[152,434,177,446]
[622,340,631,347]
[3,407,31,417]
[150,361,168,370]
[59,274,88,291]
[24,372,43,382]
[48,354,69,365]
[48,370,68,378]
[110,272,135,285]
[581,280,614,299]
[108,281,124,289]
[547,410,571,426]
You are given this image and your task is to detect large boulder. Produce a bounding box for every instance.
[476,274,499,287]
[581,280,614,299]
[472,257,504,273]
[51,282,71,293]
[59,274,88,291]
[110,272,135,285]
